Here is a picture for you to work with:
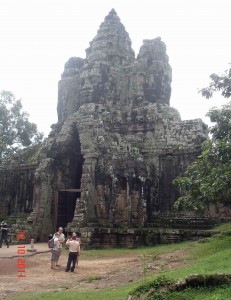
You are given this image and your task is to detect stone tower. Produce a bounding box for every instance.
[0,10,208,242]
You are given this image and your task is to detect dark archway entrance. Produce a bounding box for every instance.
[54,125,84,232]
[57,189,81,231]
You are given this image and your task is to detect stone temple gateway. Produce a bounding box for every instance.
[0,9,208,245]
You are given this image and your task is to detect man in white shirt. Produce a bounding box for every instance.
[65,235,80,272]
[54,227,65,266]
[51,232,60,269]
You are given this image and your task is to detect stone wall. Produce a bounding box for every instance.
[0,164,37,217]
[66,226,215,249]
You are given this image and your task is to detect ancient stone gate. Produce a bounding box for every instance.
[0,9,209,244]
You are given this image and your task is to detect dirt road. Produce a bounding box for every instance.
[0,245,188,299]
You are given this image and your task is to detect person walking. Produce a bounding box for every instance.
[0,221,9,248]
[65,235,80,272]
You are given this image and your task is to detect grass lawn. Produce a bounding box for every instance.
[14,286,131,300]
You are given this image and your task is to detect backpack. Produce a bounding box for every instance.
[48,238,54,248]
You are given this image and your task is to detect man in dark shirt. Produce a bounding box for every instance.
[0,221,9,248]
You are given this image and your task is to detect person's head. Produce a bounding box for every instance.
[72,232,76,237]
[58,227,63,233]
[1,221,7,228]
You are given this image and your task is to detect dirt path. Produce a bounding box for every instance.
[0,249,189,299]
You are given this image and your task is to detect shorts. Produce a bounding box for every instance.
[51,249,58,261]
[58,248,62,256]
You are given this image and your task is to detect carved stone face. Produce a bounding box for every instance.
[80,64,102,104]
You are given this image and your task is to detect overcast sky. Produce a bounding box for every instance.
[0,0,230,136]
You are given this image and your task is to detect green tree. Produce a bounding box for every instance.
[199,68,231,99]
[0,90,43,165]
[173,69,231,214]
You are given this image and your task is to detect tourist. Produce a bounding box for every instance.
[54,227,65,266]
[65,234,80,272]
[0,221,9,248]
[74,232,81,268]
[51,232,60,269]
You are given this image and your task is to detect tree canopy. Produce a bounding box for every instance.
[0,90,43,165]
[173,68,231,214]
[199,68,231,99]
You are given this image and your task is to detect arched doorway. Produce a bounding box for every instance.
[57,189,81,231]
